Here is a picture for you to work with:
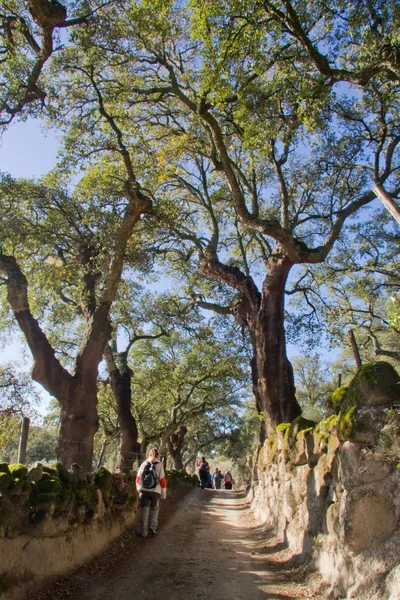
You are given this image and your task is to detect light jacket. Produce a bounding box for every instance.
[136,459,167,499]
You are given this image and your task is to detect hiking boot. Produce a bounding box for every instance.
[149,528,156,536]
[136,529,148,537]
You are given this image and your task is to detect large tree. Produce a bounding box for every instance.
[0,172,151,469]
[45,0,399,433]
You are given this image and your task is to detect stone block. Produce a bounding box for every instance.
[314,454,333,498]
[351,362,400,407]
[326,502,340,536]
[341,490,397,552]
[289,430,308,466]
[339,441,395,489]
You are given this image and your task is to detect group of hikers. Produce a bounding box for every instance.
[196,456,234,490]
[135,449,234,538]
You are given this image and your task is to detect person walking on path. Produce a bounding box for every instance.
[197,456,209,489]
[224,470,233,490]
[136,447,167,536]
[212,467,219,489]
[213,469,223,489]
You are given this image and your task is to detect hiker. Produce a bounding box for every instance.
[224,470,233,490]
[136,447,167,537]
[212,467,219,488]
[197,456,209,489]
[213,468,223,490]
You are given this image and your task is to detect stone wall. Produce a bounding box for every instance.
[0,463,137,600]
[251,362,400,599]
[0,462,198,600]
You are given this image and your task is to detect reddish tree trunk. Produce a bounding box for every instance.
[255,254,301,425]
[201,250,301,431]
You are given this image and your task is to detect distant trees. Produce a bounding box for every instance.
[130,324,249,469]
[94,320,249,471]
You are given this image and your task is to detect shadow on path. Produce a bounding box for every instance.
[32,487,325,600]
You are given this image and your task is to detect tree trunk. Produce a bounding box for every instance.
[348,329,362,369]
[13,305,105,470]
[255,253,301,426]
[104,347,139,471]
[228,254,301,429]
[200,249,301,431]
[167,426,188,470]
[57,377,99,470]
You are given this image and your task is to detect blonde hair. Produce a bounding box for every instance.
[149,447,159,459]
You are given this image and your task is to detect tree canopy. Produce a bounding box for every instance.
[0,0,399,467]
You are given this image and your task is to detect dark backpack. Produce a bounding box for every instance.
[140,461,159,490]
[199,461,208,473]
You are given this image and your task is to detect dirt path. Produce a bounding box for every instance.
[34,488,326,600]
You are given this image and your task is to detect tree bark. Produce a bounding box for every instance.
[104,345,139,471]
[255,253,301,425]
[167,426,188,471]
[200,248,301,431]
[57,378,99,470]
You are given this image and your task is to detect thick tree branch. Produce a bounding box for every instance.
[0,254,71,400]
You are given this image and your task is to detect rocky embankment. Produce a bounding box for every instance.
[251,361,400,599]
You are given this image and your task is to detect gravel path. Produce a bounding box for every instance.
[33,488,326,600]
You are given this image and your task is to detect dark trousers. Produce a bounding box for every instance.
[139,491,160,535]
[200,472,208,488]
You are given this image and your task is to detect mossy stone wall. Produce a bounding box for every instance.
[251,364,400,600]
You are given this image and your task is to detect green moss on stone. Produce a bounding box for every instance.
[315,415,339,438]
[358,362,383,385]
[55,464,72,483]
[56,487,72,508]
[331,387,349,412]
[277,423,291,433]
[337,406,357,440]
[37,477,63,494]
[42,466,59,478]
[286,416,316,445]
[32,493,57,506]
[95,467,112,482]
[9,463,28,479]
[346,361,400,408]
[74,481,96,505]
[267,435,278,462]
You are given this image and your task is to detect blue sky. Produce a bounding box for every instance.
[0,120,59,178]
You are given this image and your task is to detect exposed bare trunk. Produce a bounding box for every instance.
[201,249,301,430]
[104,345,139,471]
[57,379,99,470]
[256,254,301,425]
[167,426,188,471]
